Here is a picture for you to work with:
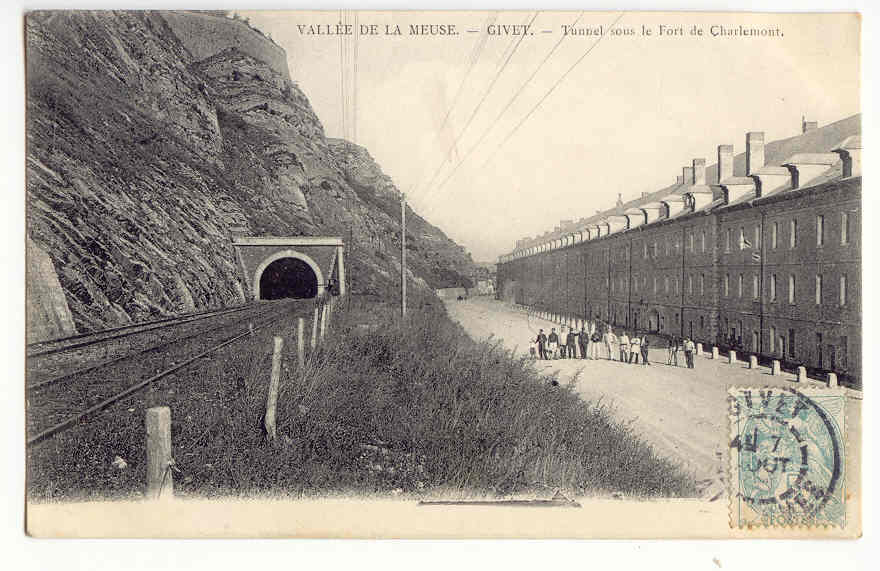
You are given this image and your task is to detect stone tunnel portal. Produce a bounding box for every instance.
[258,257,318,300]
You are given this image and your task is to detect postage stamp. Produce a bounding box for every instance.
[728,387,846,529]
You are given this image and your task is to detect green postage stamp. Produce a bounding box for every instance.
[729,387,846,528]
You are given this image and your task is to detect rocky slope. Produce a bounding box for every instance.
[26,11,474,333]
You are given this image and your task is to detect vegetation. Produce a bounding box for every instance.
[28,294,697,501]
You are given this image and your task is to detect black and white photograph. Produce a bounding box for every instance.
[19,8,864,541]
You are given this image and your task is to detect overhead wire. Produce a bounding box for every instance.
[419,11,585,212]
[478,12,627,170]
[416,11,539,200]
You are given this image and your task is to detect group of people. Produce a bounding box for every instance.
[532,324,698,369]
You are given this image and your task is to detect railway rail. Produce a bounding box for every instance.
[26,298,314,447]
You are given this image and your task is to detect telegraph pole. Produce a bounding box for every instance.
[400,192,407,317]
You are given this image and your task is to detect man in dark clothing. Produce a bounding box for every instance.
[566,327,578,358]
[535,329,548,360]
[578,326,588,359]
[548,328,559,359]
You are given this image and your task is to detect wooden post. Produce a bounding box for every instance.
[146,406,173,500]
[771,360,781,375]
[749,355,758,369]
[264,336,284,441]
[796,366,807,382]
[728,350,737,364]
[311,305,319,349]
[296,317,305,369]
[711,346,719,359]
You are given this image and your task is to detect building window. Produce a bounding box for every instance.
[688,274,693,295]
[841,212,849,245]
[739,227,746,250]
[700,274,705,295]
[752,331,759,351]
[653,276,658,294]
[688,232,694,252]
[817,215,825,247]
[816,274,823,305]
[770,274,777,301]
[726,228,731,252]
[754,226,760,249]
[769,326,776,353]
[753,274,759,299]
[643,242,648,259]
[840,274,847,306]
[653,242,657,257]
[673,278,678,294]
[789,274,796,304]
[701,230,706,252]
[789,329,796,358]
[790,219,797,248]
[724,274,730,297]
[772,221,778,249]
[664,276,669,293]
[738,274,743,297]
[665,238,670,257]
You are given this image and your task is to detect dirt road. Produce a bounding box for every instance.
[444,296,829,487]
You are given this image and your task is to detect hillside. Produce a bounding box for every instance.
[25,11,475,333]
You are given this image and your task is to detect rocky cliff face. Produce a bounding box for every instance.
[26,11,474,333]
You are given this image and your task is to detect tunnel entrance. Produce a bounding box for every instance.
[258,257,318,299]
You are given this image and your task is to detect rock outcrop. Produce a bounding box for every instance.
[26,11,475,334]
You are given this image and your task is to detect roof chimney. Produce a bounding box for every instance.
[718,145,734,183]
[693,158,706,185]
[802,116,818,134]
[682,166,694,186]
[746,132,765,175]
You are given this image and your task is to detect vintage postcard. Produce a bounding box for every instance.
[24,9,861,539]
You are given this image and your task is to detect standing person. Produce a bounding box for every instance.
[559,327,569,359]
[535,329,548,360]
[604,327,617,360]
[590,327,602,359]
[666,336,675,365]
[684,337,695,369]
[567,326,578,358]
[672,336,680,366]
[619,331,630,362]
[641,334,651,365]
[578,325,588,359]
[548,328,559,360]
[629,333,641,364]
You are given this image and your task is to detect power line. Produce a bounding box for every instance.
[408,11,498,195]
[419,12,584,210]
[479,12,626,171]
[417,12,539,200]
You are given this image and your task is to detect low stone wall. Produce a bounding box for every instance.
[162,11,290,79]
[27,239,77,343]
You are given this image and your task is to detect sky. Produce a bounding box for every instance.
[242,11,860,262]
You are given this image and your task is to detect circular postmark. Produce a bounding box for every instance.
[730,388,845,527]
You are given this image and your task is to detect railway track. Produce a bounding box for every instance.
[26,298,312,446]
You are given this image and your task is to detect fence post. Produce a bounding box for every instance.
[771,360,781,375]
[311,305,319,349]
[728,350,737,364]
[146,406,173,500]
[319,303,328,344]
[296,317,305,370]
[749,355,758,369]
[696,342,703,354]
[711,346,719,359]
[264,336,284,441]
[796,366,807,383]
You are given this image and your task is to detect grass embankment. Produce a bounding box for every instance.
[28,294,697,500]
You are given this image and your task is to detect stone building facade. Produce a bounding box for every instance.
[497,116,861,385]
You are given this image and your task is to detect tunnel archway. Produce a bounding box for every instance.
[253,250,324,300]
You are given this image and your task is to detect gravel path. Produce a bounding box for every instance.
[444,296,830,486]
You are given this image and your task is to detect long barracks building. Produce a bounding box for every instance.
[496,115,861,386]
